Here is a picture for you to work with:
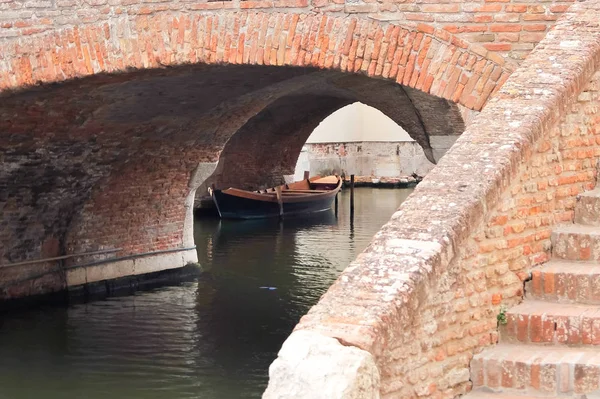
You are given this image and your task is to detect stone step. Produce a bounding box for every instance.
[501,300,600,346]
[526,261,600,304]
[552,224,600,261]
[471,344,600,395]
[462,389,559,399]
[575,188,600,226]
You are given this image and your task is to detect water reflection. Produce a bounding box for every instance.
[0,188,412,399]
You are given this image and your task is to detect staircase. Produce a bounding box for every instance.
[465,188,600,398]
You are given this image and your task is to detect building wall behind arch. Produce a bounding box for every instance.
[294,103,435,181]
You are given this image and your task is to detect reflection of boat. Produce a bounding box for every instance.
[209,176,342,219]
[214,210,338,237]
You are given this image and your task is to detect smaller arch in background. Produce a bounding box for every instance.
[294,102,436,181]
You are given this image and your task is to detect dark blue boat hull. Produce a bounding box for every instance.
[211,190,336,219]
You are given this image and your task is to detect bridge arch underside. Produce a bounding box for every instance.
[0,63,464,300]
[206,71,467,192]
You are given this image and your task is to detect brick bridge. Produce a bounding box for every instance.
[2,0,600,397]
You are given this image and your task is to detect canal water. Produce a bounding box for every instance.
[0,187,412,399]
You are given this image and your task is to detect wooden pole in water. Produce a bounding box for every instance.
[334,192,338,216]
[350,174,355,218]
[275,186,284,218]
[303,170,310,180]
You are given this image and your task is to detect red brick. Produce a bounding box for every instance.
[474,15,493,23]
[541,316,554,343]
[550,4,571,13]
[523,24,548,32]
[530,362,541,390]
[520,31,548,43]
[529,315,543,343]
[505,4,527,12]
[486,359,501,388]
[543,271,555,294]
[484,43,512,51]
[516,314,529,342]
[501,361,514,387]
[422,4,460,12]
[574,365,600,393]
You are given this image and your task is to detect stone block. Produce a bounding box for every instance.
[84,259,135,284]
[526,261,600,305]
[502,300,600,346]
[472,344,600,395]
[552,225,600,261]
[263,331,380,399]
[575,189,600,226]
[133,251,186,276]
[65,266,87,287]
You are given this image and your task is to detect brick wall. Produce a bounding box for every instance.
[0,0,572,61]
[0,11,511,113]
[265,2,600,398]
[369,70,600,397]
[0,68,222,299]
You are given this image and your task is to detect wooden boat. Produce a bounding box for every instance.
[209,175,342,219]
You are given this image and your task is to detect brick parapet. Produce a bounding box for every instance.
[0,0,573,60]
[266,1,600,398]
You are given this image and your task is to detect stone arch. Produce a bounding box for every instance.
[1,12,511,112]
[212,94,354,191]
[0,11,513,300]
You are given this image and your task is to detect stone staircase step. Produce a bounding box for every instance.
[526,261,600,304]
[501,300,600,346]
[552,224,600,261]
[471,344,600,395]
[462,389,559,399]
[575,188,600,226]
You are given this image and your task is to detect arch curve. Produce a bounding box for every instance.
[195,67,469,193]
[1,12,511,111]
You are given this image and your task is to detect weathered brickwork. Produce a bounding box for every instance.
[0,0,572,60]
[468,125,600,396]
[0,12,512,111]
[382,71,600,398]
[0,68,223,298]
[265,2,600,398]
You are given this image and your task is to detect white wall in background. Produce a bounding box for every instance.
[294,103,437,180]
[305,102,414,143]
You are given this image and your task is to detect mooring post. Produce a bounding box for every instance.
[350,174,355,219]
[275,186,284,218]
[334,192,338,216]
[303,170,310,180]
